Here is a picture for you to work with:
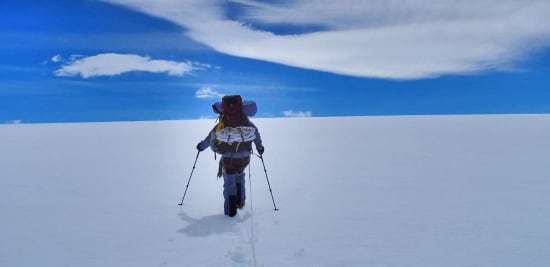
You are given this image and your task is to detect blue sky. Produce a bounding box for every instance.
[2,0,550,123]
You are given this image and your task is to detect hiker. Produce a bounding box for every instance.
[196,95,264,217]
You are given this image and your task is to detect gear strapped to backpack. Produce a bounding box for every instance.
[209,95,258,154]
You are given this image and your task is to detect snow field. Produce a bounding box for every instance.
[1,115,550,266]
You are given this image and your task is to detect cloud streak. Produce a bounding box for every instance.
[283,110,312,117]
[54,53,205,78]
[195,86,224,99]
[101,0,550,79]
[4,120,23,124]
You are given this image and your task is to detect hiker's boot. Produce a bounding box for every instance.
[227,195,238,217]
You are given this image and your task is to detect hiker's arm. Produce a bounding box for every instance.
[196,126,216,151]
[249,121,263,150]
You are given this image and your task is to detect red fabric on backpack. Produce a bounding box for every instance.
[222,95,243,125]
[222,95,242,115]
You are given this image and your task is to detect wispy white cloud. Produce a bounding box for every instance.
[195,86,224,99]
[5,120,23,124]
[101,0,550,79]
[283,110,312,117]
[198,115,216,120]
[51,54,63,63]
[54,53,206,78]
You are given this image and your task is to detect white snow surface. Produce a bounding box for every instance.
[1,115,550,267]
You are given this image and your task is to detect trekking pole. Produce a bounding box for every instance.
[178,150,200,206]
[256,154,279,211]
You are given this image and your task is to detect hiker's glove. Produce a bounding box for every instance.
[257,145,264,155]
[196,142,205,152]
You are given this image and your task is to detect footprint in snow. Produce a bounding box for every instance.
[226,246,251,266]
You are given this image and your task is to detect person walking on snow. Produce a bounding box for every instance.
[196,95,264,217]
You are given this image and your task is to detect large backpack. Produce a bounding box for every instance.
[209,95,257,154]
